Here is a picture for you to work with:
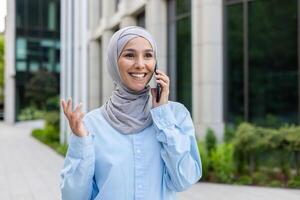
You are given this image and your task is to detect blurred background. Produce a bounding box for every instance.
[0,0,300,198]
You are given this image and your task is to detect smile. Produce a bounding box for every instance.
[129,73,147,80]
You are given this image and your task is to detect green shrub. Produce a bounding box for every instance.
[237,175,253,185]
[287,176,300,188]
[268,180,282,187]
[18,106,46,120]
[197,141,209,180]
[224,124,236,143]
[25,68,58,110]
[252,171,269,186]
[46,96,60,111]
[205,128,217,155]
[44,124,59,142]
[44,111,60,130]
[210,143,235,183]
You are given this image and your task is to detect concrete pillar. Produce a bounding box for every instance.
[88,40,102,109]
[192,0,224,141]
[4,0,16,124]
[145,0,167,74]
[101,30,114,103]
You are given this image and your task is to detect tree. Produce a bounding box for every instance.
[25,68,58,109]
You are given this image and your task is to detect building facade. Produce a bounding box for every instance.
[5,0,60,122]
[61,0,299,143]
[60,0,224,143]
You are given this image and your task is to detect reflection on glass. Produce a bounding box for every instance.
[226,3,244,124]
[16,38,27,59]
[249,0,298,125]
[177,16,192,112]
[226,0,298,126]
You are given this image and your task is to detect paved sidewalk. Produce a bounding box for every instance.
[0,121,300,200]
[0,121,64,200]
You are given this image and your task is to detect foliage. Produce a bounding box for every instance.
[25,68,58,109]
[210,143,235,183]
[198,122,300,189]
[18,106,46,120]
[44,111,60,130]
[224,124,236,143]
[197,141,209,180]
[205,128,217,155]
[32,125,67,156]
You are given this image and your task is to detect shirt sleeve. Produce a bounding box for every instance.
[150,102,202,192]
[60,119,96,200]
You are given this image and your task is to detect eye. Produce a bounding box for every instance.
[124,53,134,58]
[145,53,153,58]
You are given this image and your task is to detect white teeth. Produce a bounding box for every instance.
[130,73,146,78]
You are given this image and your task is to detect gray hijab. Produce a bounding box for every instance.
[101,26,157,134]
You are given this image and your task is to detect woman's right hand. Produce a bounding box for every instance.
[61,98,88,137]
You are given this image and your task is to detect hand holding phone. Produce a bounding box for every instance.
[155,63,161,103]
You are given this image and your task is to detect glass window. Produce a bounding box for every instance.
[226,0,298,125]
[48,1,57,31]
[248,0,298,125]
[226,3,244,123]
[176,15,192,111]
[29,62,39,72]
[16,38,27,59]
[16,61,27,71]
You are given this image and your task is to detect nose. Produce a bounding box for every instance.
[134,55,146,69]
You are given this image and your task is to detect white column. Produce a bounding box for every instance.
[80,0,88,112]
[145,0,167,73]
[60,0,67,144]
[192,0,224,141]
[101,30,114,103]
[100,0,115,103]
[4,0,16,124]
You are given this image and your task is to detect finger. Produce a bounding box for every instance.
[74,102,83,113]
[155,74,170,83]
[67,98,72,114]
[80,112,84,119]
[61,99,67,113]
[156,79,168,89]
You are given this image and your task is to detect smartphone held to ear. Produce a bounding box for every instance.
[155,63,161,103]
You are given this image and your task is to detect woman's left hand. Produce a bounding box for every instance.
[151,69,170,108]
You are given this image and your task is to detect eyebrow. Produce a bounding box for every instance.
[122,48,154,53]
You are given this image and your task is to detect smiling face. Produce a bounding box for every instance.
[118,37,156,92]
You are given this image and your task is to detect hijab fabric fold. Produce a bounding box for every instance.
[101,26,157,134]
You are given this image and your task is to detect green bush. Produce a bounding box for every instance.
[18,106,46,120]
[46,96,60,111]
[224,124,236,143]
[197,141,209,180]
[44,111,60,130]
[269,180,282,187]
[210,143,235,183]
[236,175,253,185]
[25,68,58,110]
[287,176,300,188]
[252,171,269,186]
[44,124,59,142]
[205,128,217,155]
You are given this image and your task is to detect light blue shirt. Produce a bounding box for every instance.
[60,102,202,200]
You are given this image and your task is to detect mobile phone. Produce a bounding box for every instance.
[154,63,161,103]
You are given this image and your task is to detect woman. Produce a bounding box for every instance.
[60,26,202,200]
